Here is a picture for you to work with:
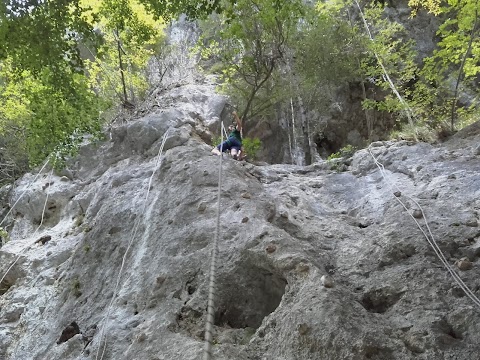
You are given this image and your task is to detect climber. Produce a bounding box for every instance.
[211,111,243,160]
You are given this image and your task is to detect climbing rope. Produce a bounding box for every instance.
[0,160,54,287]
[367,146,480,309]
[96,129,171,360]
[203,122,226,360]
[0,157,51,228]
[222,121,228,139]
[353,0,418,140]
[351,0,479,308]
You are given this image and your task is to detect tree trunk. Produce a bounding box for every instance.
[116,29,128,104]
[359,79,375,141]
[451,8,478,132]
[297,95,312,165]
[289,98,298,164]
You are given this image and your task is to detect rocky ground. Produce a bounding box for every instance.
[0,79,479,360]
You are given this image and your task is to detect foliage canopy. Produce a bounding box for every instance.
[0,0,479,179]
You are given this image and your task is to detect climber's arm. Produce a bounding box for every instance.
[232,111,242,132]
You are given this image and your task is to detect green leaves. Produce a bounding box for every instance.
[0,61,104,167]
[0,0,169,177]
[0,0,226,181]
[0,0,99,76]
[242,137,262,160]
[410,0,480,130]
[138,0,225,21]
[294,4,361,87]
[0,1,100,174]
[81,0,165,104]
[198,0,307,122]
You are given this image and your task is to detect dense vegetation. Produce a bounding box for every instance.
[0,0,478,179]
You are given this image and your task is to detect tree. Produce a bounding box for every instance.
[0,0,99,77]
[198,0,306,126]
[0,0,227,178]
[291,1,365,158]
[0,0,229,180]
[409,0,480,131]
[138,0,224,21]
[0,57,105,168]
[80,0,165,106]
[0,1,105,171]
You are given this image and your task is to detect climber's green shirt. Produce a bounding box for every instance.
[229,129,242,145]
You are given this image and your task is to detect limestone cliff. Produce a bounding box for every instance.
[0,78,480,360]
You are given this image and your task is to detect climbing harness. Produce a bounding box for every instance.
[203,122,226,360]
[368,146,480,309]
[96,129,170,360]
[216,121,243,161]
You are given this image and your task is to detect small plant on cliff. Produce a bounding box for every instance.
[74,214,85,228]
[327,144,357,160]
[0,227,9,245]
[242,137,262,160]
[72,278,82,298]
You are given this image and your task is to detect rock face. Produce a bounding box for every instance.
[1,78,480,360]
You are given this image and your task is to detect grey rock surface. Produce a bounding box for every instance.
[1,78,480,360]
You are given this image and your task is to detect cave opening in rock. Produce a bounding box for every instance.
[313,133,343,159]
[214,265,287,329]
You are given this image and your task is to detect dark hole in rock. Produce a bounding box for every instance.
[36,200,62,227]
[358,223,369,229]
[365,346,381,358]
[0,279,13,296]
[0,269,23,297]
[187,284,196,295]
[451,287,465,298]
[35,235,52,245]
[363,345,393,360]
[446,327,462,340]
[324,264,335,275]
[314,134,342,158]
[435,319,463,340]
[108,227,122,235]
[361,287,404,314]
[57,321,80,344]
[42,182,54,190]
[175,263,286,340]
[173,288,182,299]
[185,272,199,297]
[214,265,287,329]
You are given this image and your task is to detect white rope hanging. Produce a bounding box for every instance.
[203,121,226,360]
[353,0,418,140]
[0,160,55,287]
[96,129,171,360]
[368,146,480,309]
